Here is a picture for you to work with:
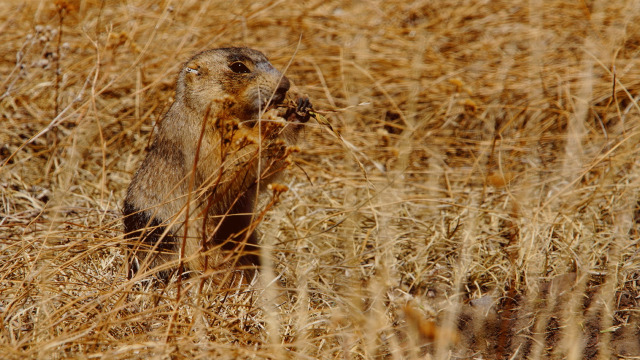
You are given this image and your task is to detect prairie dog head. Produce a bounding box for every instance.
[176,47,290,120]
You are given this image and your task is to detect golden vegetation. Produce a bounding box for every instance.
[1,0,640,358]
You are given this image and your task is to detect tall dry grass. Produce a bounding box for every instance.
[1,0,640,358]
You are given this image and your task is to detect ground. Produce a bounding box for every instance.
[1,0,640,359]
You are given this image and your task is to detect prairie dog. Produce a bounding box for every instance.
[123,47,311,281]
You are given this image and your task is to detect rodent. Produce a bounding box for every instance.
[122,47,311,282]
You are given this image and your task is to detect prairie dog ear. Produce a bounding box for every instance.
[185,63,200,76]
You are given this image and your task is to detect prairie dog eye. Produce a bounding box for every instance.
[229,62,251,74]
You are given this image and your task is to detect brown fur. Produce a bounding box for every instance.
[123,47,306,282]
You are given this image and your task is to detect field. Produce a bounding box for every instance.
[2,0,640,358]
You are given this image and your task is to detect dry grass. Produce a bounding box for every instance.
[2,0,640,358]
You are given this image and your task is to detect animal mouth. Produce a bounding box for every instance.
[263,91,286,113]
[249,90,286,119]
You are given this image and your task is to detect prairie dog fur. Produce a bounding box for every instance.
[123,47,311,281]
